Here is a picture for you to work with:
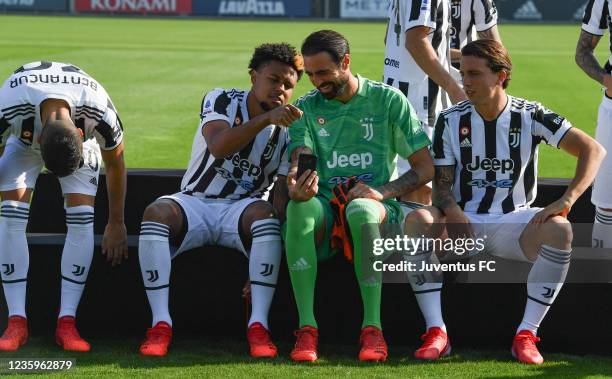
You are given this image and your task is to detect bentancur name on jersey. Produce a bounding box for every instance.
[9,73,99,91]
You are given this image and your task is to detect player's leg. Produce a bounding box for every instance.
[138,198,185,356]
[284,196,327,362]
[0,137,42,351]
[490,210,572,364]
[403,206,450,360]
[591,98,612,248]
[55,140,101,352]
[345,198,388,362]
[234,200,281,358]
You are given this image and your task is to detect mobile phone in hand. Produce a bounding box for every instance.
[296,153,318,180]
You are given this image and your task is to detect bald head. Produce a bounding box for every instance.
[40,118,83,177]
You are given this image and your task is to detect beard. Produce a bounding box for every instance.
[318,77,349,100]
[259,101,272,112]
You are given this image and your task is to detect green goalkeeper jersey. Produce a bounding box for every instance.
[288,75,431,203]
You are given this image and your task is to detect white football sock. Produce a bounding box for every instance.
[406,249,446,332]
[592,208,612,248]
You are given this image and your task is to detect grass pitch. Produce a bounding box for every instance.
[0,15,609,177]
[2,337,612,378]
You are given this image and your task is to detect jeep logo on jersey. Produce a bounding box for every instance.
[326,151,373,169]
[214,167,255,191]
[466,156,514,174]
[227,154,262,177]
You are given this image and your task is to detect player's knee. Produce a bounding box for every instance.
[404,207,436,230]
[345,198,380,223]
[241,201,278,232]
[542,216,573,250]
[287,198,317,219]
[142,201,179,228]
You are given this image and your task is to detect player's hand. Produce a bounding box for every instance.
[444,206,475,240]
[287,169,318,201]
[530,197,572,225]
[267,104,303,127]
[347,182,384,202]
[102,221,128,266]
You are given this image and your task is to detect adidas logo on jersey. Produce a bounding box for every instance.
[460,138,472,148]
[574,2,587,21]
[513,0,542,20]
[318,128,330,137]
[290,258,311,271]
[89,177,98,186]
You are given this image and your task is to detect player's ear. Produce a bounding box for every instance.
[497,70,507,87]
[250,69,257,85]
[341,54,350,71]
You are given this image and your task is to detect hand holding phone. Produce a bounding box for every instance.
[296,153,318,180]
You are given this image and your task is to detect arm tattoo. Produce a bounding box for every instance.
[378,169,420,199]
[575,30,606,85]
[432,165,457,212]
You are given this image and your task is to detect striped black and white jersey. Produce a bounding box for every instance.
[0,61,123,151]
[581,0,612,73]
[384,0,452,127]
[181,88,290,200]
[433,96,572,214]
[450,0,498,50]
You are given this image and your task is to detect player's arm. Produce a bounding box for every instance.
[575,30,612,91]
[405,26,467,103]
[531,128,606,223]
[273,175,289,223]
[376,147,434,199]
[100,142,127,266]
[477,25,502,42]
[450,48,462,64]
[204,105,302,158]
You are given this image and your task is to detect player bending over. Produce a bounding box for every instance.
[0,61,127,352]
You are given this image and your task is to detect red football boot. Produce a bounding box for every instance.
[414,327,451,360]
[359,326,388,362]
[247,322,277,358]
[0,316,28,351]
[290,326,318,362]
[512,330,544,365]
[140,321,172,357]
[55,316,90,352]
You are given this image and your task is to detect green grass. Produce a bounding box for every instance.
[1,337,612,378]
[0,15,609,176]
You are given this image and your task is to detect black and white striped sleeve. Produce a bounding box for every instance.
[402,0,437,31]
[199,89,232,128]
[277,132,290,176]
[93,99,124,151]
[582,0,610,36]
[473,0,498,32]
[531,104,572,148]
[432,113,455,166]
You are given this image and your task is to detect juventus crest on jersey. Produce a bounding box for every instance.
[449,0,498,50]
[181,88,289,200]
[582,0,612,73]
[433,96,572,214]
[0,61,123,151]
[384,0,452,127]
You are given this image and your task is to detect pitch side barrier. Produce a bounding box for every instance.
[1,170,610,354]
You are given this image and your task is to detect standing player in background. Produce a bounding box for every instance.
[404,40,605,363]
[0,61,127,352]
[575,0,612,248]
[449,0,502,70]
[384,0,466,205]
[286,30,433,362]
[137,43,303,358]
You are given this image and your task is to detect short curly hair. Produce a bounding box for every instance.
[40,119,83,177]
[248,43,304,80]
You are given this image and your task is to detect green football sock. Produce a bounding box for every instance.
[346,199,383,329]
[285,198,324,328]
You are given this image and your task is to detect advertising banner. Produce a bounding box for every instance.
[0,0,68,12]
[340,0,387,19]
[74,0,192,14]
[193,0,312,17]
